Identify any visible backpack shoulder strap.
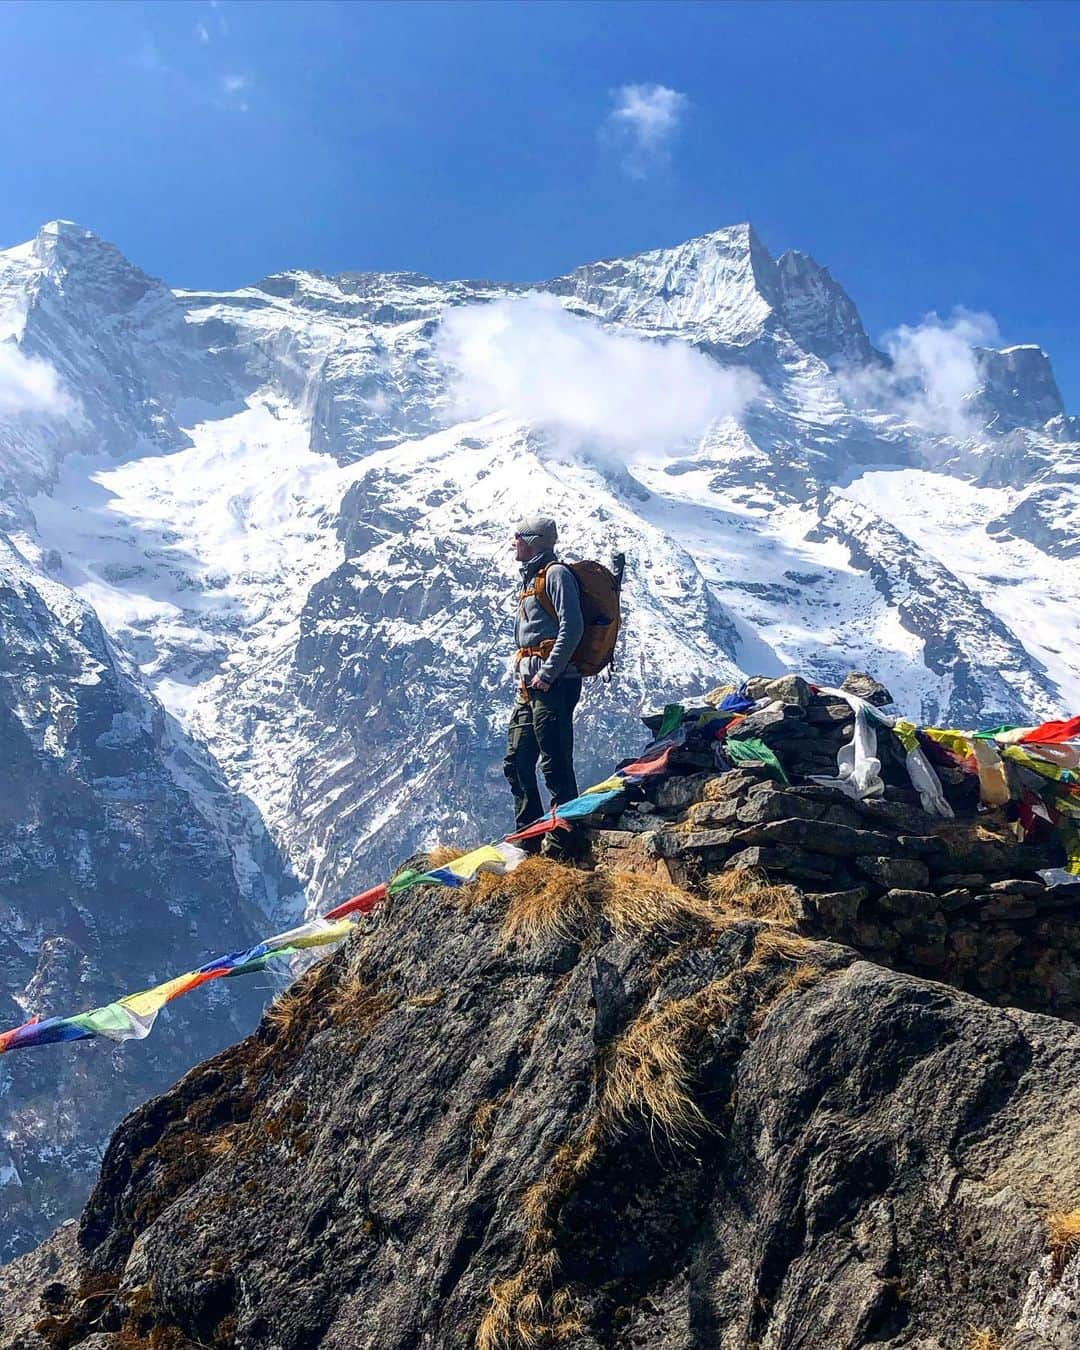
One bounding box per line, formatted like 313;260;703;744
533;564;558;623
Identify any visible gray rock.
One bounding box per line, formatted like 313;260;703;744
987;879;1047;897
878;888;940;917
849;796;937;835
732;817;897;858
652;772;721;810
938;888;977;912
806;697;855;724
744;673;813;707
840;671;895;706
725;845;839;884
856;855;932;890
977;895;1040;921
811;886;869;925
937;873;989;889
653;828;737;859
735;789;825;826
727;700;812;742
682;797;741;827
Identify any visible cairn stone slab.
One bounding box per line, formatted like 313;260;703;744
653;828;738;859
856;855;931;890
810;886;868;925
731;817;896;858
938;889;977;912
897;834;951;866
936;873;988;889
987;879;1046;897
806;697;854;724
652;773;720;810
976;895;1039;921
735;791;826;827
841;671;895;706
744;674;812;707
727;701;813;742
683;799;741;827
699;768;772;801
849;797;936;835
878;888;940;917
724;845;838;884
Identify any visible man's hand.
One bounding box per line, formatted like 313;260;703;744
530;674;551;693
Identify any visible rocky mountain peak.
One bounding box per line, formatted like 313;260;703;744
775;247;879;368
974;342;1065;430
541;221;782;343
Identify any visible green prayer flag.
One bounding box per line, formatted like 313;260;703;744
657;703;685;738
388;869;433;896
725;736;790;785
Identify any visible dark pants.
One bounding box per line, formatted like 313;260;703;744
504;678;582;832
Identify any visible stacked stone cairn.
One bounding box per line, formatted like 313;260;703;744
586;672;1080;1022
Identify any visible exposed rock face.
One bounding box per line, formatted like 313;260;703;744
3;684;1077;1348
775;248;881;368
975;345;1065;432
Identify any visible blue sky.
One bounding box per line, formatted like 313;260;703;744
1;0;1077;407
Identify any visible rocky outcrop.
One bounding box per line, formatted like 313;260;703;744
3;676;1077;1348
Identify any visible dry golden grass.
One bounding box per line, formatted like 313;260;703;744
475;1262;585;1350
325;971;397;1031
426;844;468;868
744;926;814;972
464;857;789;950
471;1092;509;1165
966;1330;1001;1350
705;869;804;925
493;858;591;946
600;978;738;1144
1048;1208;1080;1283
263;986;307;1034
405;987;445;1008
473;865;833;1348
594;869;722;936
206;1130;237;1160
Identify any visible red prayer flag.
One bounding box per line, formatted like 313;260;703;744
1019;716;1080;745
323;883;388;922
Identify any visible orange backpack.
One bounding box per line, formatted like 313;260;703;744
534;560;622;677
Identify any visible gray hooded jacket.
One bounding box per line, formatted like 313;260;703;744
514;550;584;685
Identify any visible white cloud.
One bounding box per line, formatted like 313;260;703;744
0;345;78;420
219;72;252;111
194;20;211;44
604;83;688;179
437;294;761;461
842;308;999;440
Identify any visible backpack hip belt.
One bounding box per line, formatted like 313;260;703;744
516;641;555;700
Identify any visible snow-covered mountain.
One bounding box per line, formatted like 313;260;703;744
0;218;1077;1253
2;220;1077;908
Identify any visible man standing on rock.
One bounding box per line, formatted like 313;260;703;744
504;515;584;853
